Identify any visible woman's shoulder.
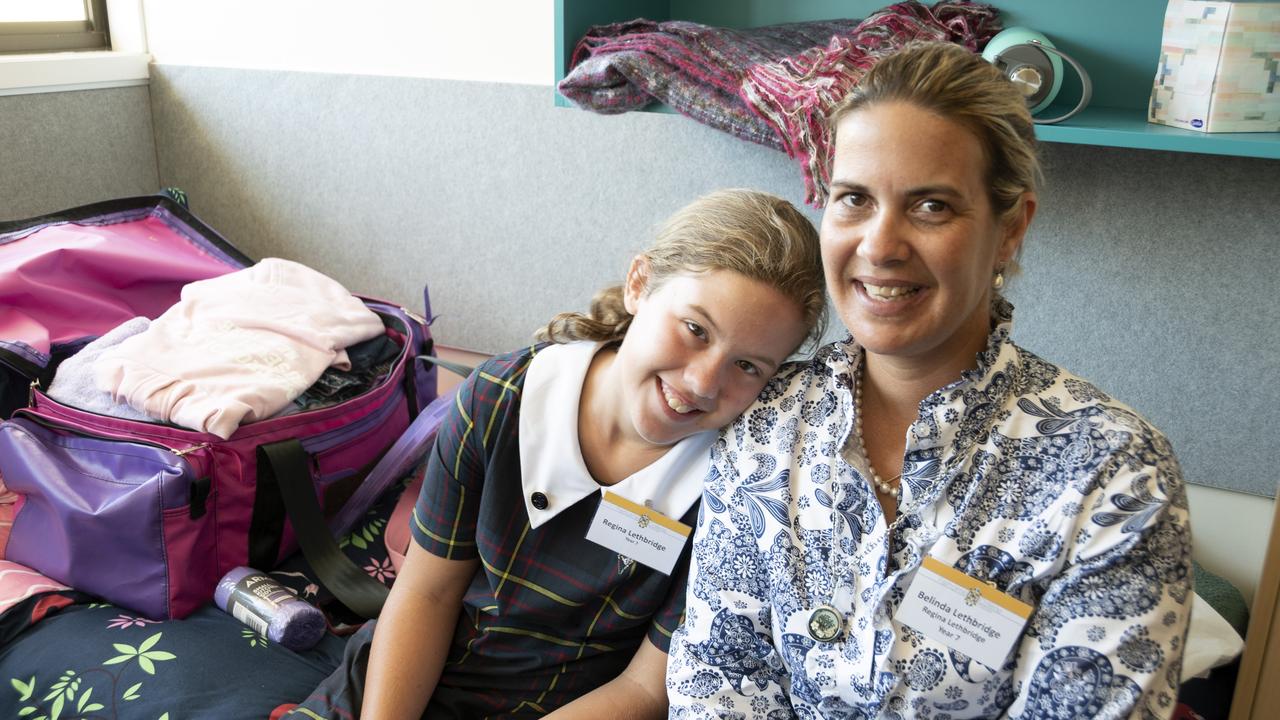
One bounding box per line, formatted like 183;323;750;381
1008;345;1168;437
1002;344;1182;489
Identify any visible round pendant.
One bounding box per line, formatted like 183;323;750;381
807;604;844;643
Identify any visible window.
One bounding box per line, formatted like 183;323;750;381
0;0;110;54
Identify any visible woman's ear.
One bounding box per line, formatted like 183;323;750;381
998;192;1037;266
623;255;651;314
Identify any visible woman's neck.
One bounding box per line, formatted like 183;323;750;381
861;312;995;419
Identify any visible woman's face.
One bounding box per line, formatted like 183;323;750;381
820;101;1030;364
615;265;807;448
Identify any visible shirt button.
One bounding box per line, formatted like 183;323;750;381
807;605;844;643
530;492;549;510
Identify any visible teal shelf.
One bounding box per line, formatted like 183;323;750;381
555;0;1280;162
1035;107;1280;159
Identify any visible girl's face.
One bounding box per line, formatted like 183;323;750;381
615;264;807;448
820;101;1032;365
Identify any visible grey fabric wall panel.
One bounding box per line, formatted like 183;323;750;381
148;65;1279;497
0;86;159;219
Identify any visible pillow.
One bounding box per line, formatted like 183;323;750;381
1182;592;1246;682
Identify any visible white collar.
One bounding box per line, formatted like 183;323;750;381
519;341;713;529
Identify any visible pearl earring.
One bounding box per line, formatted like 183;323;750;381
992;269;1005;291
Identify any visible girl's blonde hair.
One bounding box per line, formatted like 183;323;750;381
827;41;1041;269
538;188;826;350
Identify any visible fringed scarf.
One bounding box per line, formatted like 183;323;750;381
559;1;1002;206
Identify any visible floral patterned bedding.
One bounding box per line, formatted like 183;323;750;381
0;471;416;720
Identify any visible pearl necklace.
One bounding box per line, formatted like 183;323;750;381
854;362;901;496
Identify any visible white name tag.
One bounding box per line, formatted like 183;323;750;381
895;556;1034;670
585;491;691;575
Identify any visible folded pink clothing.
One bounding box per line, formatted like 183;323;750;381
94;258;385;439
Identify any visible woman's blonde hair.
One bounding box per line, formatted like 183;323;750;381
538;188;826;350
827;41;1041;258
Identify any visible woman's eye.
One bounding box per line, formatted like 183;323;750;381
736;360;760;376
684;321;707;340
838;192;869;209
918;199;949;214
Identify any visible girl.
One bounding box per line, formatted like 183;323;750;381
285;188;827;718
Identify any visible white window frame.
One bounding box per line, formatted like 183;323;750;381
0;0;149;97
0;0;110;54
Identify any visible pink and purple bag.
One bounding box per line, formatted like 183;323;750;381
0;194;442;619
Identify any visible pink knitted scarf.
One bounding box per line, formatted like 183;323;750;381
742;2;1002;205
560;1;1001;207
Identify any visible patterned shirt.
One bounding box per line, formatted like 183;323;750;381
667;300;1192;719
411;342;701;717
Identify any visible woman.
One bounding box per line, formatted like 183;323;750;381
281;189;827;719
666;43;1191;719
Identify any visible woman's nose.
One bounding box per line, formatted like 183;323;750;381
856;210;910;265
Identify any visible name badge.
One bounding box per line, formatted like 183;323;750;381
585;491;691;575
895;556;1033;670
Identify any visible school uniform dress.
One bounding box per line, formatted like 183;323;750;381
666;299;1193;719
289;341;711;718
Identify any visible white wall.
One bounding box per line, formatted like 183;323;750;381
142;0;554;85
1187;485;1272;605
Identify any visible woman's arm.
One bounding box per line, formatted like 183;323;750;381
360;542;478;719
543;638;669;720
1004;435;1193;720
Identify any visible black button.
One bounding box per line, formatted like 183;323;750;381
530;492;549;510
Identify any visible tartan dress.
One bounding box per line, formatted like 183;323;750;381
290;343;698;718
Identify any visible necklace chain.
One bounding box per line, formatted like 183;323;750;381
855;361;901;496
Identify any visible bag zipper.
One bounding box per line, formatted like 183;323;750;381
25;307;416;443
15;401;211;469
7;413;214;519
302;384;406;455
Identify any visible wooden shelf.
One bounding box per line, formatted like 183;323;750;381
554;0;1280;161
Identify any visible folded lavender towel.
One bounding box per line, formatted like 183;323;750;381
46;317;155;421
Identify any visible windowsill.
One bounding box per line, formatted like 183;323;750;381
0;50;150;97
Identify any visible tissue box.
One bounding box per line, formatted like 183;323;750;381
1149;0;1280;133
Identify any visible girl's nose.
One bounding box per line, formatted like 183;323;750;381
685;357;722;402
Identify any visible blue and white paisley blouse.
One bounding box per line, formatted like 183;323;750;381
666;300;1192;719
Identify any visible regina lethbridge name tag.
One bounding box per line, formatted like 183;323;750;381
895;556;1034;669
585;491;691;575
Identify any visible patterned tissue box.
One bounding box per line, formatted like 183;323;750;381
1149;0;1280;133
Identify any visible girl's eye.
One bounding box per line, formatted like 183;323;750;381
736;360;760;376
684;320;707;341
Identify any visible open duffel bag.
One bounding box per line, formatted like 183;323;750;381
0;194;445;620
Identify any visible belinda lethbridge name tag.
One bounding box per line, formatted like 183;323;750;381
585;491;692;575
895;556;1034;670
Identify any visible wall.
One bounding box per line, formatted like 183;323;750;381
141;0;552;85
141;1;1277;602
0;86;159;219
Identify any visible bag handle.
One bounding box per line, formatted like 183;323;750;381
259;358;472;619
260;440;389;619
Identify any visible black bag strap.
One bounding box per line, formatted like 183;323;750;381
252;356;475;619
258;440;389;619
